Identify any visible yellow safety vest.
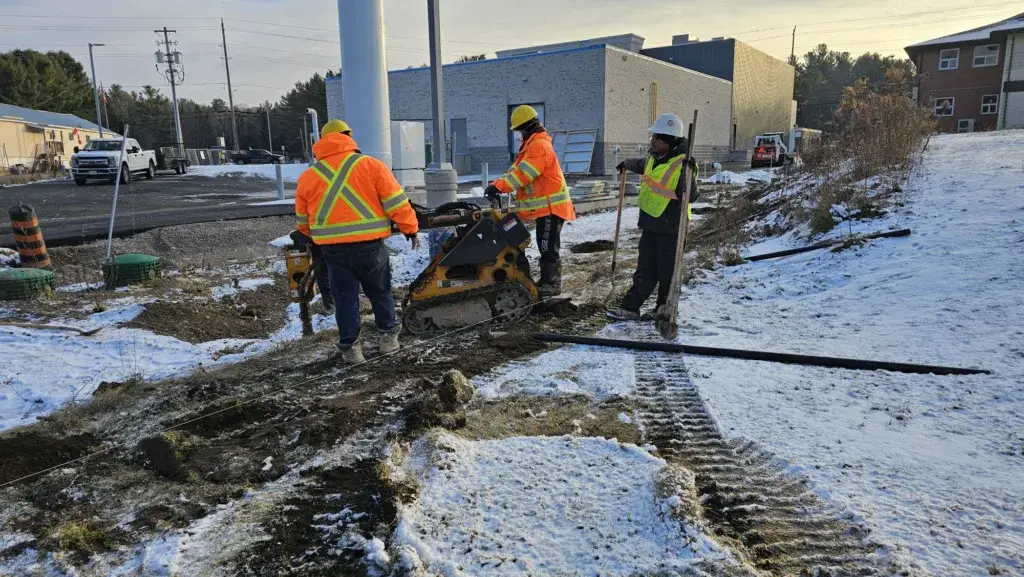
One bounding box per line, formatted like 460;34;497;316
638;154;693;220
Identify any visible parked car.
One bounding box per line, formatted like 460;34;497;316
230;148;283;164
71;138;157;185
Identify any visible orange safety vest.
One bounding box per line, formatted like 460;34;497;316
295;133;419;244
491;131;576;222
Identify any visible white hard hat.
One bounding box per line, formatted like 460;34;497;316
648;113;685;138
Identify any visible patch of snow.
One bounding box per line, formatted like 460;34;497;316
392;432;733;576
0;248;20;267
189;163;307;183
56;281;104;293
267;234;293;249
0;298;335;431
617;412;632;424
673;131;1024;576
386;233;430;287
210;277;274;300
248;198;295;206
701;168;776;185
474;346;635;399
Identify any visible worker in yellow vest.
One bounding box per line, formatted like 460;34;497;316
608;113;698;321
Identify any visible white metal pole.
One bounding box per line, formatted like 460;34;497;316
307;108;319;144
337;0;392;166
88;43;105;138
106;125;130;261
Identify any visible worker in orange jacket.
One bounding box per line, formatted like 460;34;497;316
295;119;419;364
484;105;576;297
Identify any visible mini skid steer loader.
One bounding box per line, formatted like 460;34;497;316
282;200;570;337
402;201;540;335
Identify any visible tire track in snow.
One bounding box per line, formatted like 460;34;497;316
633;351;898;576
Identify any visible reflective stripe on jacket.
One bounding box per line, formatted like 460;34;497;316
295;133;418;244
639;153;693;221
491;131;576;222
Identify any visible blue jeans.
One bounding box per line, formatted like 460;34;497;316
319;240;398;349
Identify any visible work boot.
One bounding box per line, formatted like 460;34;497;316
378;328;401;354
537;262;562;298
606;307;640;321
338;343;365;365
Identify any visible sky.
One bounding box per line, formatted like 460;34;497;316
0;0;1021;107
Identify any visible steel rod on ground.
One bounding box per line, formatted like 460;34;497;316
105;125;130;260
744;229;911;262
532;333;991;376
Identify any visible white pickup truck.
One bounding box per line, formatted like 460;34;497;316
71;138;157;185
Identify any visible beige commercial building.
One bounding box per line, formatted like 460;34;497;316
0;103;111;173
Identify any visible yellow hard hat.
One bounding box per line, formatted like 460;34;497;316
321;119;352;137
510;105;538;130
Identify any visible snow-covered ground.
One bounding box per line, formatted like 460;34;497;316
0;204;628;433
390;431;734;576
663;131;1024;576
0;299;335;432
189;163;307;183
473;346;635;399
701;168;776;185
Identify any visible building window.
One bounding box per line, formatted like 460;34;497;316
958;119;975;133
981;94;999;115
934;97;955;117
938;48;960;70
973;44;999;67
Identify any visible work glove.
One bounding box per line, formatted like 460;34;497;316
406;233;420;250
685;157;698;171
484;184;502;208
616;161;627;173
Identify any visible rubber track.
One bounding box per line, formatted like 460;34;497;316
633;351;897;577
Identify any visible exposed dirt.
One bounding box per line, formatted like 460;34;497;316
0;295;610;572
46;216;292;284
236;461;400;576
569;239;615;254
0;431;98;486
123;277;291;343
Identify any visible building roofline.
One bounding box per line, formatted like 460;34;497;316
326;44;607;82
904;12;1024;53
325;42;733;85
0;103;111;134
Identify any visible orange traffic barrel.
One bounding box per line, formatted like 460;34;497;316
8;204;52;269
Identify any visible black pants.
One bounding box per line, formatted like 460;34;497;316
621;229;678;312
536;215;564;287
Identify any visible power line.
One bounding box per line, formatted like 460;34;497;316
223;16;511;47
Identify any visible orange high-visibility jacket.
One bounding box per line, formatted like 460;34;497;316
491;131;576;222
295;133;418;244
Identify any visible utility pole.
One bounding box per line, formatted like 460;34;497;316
100;84;110;130
155;27;185;153
88;43;105;137
426;0;446;167
220;19;240;152
266;107;273;151
790;26;797;65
